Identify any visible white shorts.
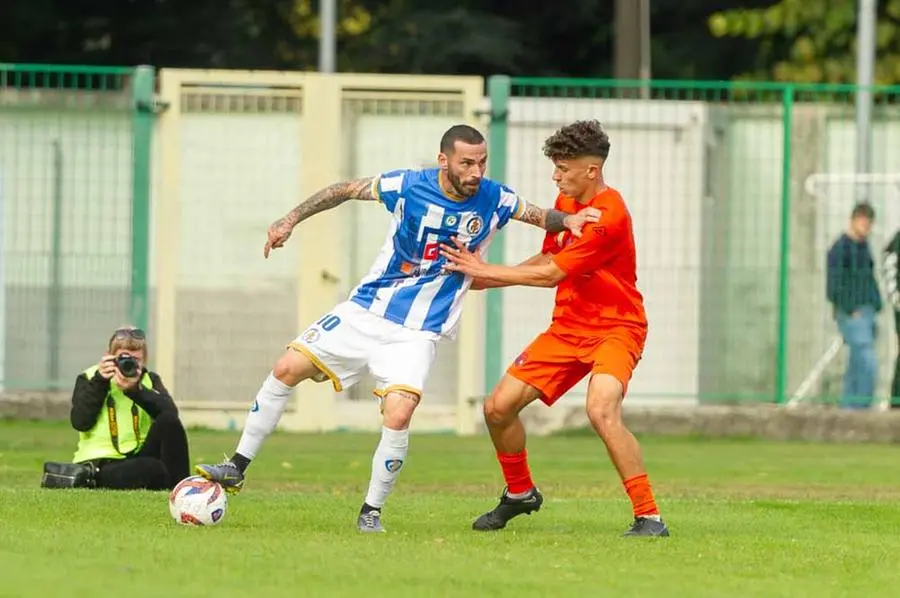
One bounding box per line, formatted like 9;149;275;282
289;301;439;398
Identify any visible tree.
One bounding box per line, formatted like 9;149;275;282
708;0;900;83
342;0;614;77
649;0;774;81
0;0;376;71
0;0;811;81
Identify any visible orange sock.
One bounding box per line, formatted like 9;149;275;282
497;450;534;494
623;473;659;517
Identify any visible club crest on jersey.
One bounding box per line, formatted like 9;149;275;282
442;214;459;227
385;459;404;473
464;214;484;235
514;351;528;367
301;328;320;344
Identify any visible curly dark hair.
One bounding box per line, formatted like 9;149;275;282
542;120;610;161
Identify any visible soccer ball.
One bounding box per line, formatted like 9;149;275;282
168;475;228;526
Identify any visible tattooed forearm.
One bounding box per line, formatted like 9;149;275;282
514;200;570;233
516;201;547;228
276;177;377;230
544;209;567;233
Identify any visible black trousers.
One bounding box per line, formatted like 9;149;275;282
92;411;190;491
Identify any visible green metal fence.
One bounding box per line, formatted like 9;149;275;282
0;64;154;390
6;65;900;407
485;77;900;406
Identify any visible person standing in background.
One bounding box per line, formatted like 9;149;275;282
826;203;882;409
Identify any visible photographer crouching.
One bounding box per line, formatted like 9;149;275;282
41;326;190;490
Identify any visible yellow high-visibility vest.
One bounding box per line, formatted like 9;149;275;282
72;365;153;463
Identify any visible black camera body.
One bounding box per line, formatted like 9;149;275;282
115;353;140;378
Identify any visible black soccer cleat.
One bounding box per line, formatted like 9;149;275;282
623;516;670;537
472;487;543;531
41;461;98;489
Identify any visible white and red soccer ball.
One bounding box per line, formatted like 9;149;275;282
168;475;228;526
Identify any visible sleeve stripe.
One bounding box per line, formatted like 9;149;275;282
512;197;526;219
381;173;404;193
499;189;525;219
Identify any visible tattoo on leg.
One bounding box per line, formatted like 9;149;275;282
378;389;421;415
394;390;421;406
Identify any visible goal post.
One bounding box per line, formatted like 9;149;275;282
803;172;900;198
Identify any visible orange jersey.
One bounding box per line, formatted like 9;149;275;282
541;188;647;333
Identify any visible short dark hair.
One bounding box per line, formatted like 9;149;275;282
542;120;611;161
440;124;485;154
852;202;875;220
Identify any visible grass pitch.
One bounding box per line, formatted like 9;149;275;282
0;419;897;597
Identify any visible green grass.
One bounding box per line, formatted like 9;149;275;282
1;419;898;597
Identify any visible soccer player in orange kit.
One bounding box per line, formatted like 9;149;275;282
440;120;668;537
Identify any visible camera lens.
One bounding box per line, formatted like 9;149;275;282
115;354;139;378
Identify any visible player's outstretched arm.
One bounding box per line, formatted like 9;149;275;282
442;239;566;288
512;200;601;237
449;209;622;288
264;177;377;258
470;252;552;290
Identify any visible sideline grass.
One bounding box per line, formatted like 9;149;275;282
0;419;897;597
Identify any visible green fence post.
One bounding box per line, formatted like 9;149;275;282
130;65;154;332
485;75;511;395
49;140;63;389
775;84;794;404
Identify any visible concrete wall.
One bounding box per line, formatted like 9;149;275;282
4;79;900;426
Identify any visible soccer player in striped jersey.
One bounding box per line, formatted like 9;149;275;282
195;124;600;533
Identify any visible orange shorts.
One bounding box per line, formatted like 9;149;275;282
507;324;646;406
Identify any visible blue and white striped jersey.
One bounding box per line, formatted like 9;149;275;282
348;168;524;338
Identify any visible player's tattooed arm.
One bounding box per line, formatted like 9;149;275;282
264;177;377;258
279;177;376;228
512;200;601;237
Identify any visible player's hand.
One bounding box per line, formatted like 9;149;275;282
563;207;602;238
264;217;295;258
98;355;117;380
440;237;485;277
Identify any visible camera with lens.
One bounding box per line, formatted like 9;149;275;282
114;353;140;378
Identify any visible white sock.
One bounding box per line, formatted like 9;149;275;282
236;372;295;460
363;426;409;509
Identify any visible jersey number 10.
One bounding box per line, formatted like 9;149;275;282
316;314;341;331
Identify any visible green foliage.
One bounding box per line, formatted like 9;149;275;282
0;0;784;80
709;0;900;83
